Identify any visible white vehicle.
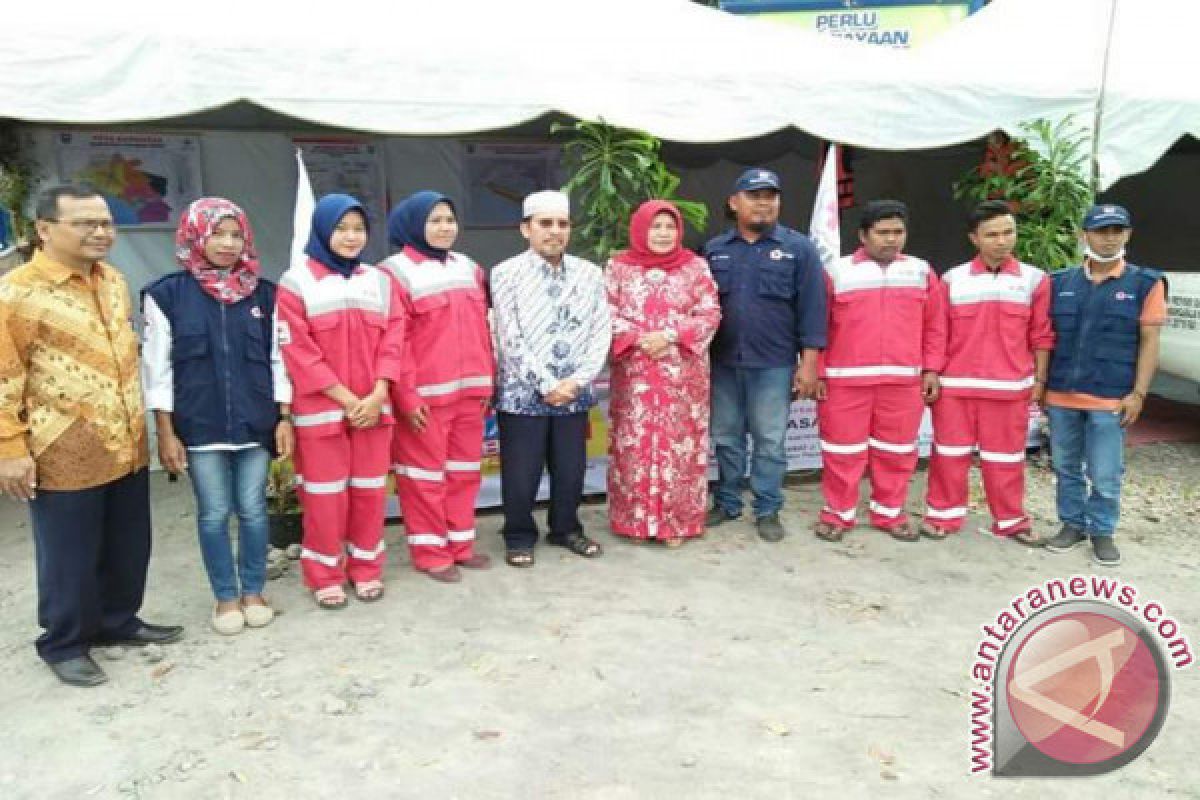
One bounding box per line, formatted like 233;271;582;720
1160;273;1200;385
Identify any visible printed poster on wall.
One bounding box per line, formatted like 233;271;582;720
463;142;561;228
295;137;388;264
54;131;204;226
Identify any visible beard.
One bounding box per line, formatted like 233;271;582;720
741;219;771;233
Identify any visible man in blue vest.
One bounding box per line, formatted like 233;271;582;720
1042;204;1167;567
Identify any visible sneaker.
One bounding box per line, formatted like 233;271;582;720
1043;524;1088;553
756;513;786;542
705;507;739;528
1091;536;1122;567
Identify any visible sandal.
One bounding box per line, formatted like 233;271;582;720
920;521;953;540
313;585;348;610
504;550;535;568
664;537;684;549
352;580;385;603
813;521;847;542
546;530;602;558
457;553;492;570
422;565;462;583
882;521;920;543
1009;529;1044;548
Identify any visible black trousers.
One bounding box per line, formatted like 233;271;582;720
29;469;151;663
497;411;588;550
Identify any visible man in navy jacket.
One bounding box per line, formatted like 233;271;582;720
703;168;827;541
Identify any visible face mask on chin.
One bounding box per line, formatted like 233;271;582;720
1084;244;1125;264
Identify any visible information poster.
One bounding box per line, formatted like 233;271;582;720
295;137;388;264
55;131;204;226
463;142;561;227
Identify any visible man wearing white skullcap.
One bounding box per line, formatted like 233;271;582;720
490;190;611;567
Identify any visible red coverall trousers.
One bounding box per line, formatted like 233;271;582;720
296;424;393;590
925;395;1030;535
818;383;924;531
392;397;485;571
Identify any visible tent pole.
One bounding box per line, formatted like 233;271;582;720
1090;0;1119;193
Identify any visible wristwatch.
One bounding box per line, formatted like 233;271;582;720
279;412;293;422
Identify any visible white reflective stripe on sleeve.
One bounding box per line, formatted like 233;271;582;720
925;506;968;520
301;548;340;567
820;439;869;454
934;443;974;457
446;529;476;542
302;478;348;494
417;375;493;398
823;506;857;522
347;541;387;560
407;533;448;547
393;464;445;481
825;365;921;378
939;376;1035;391
293;409;346;427
869;501;903;518
868;437;917;454
445;460;481;472
979;449;1025;463
349;476;388;489
995;516;1028;530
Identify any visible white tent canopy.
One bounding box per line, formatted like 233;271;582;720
1;0;1197;187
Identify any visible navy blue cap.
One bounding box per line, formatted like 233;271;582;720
733;168;781;194
1083;204;1132;230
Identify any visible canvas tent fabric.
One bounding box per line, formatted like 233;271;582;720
1;0;1196;188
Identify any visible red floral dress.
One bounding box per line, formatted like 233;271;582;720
606;255;721;540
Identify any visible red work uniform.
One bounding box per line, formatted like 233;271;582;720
818;248;946;531
381;245;495;572
925;256;1054;536
276;258;406;590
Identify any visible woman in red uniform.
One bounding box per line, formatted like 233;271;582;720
276;194;406;608
382;191;494;583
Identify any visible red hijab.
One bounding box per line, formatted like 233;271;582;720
175;197;260;304
614;200;694;271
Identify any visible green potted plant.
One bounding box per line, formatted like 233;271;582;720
266;457;303;549
953;117;1093;272
552;119;708;263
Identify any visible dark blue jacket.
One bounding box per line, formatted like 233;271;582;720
143;274;279;450
1047;263;1164;398
703;223;827;368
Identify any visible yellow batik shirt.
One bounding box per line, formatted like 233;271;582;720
0;251;148;489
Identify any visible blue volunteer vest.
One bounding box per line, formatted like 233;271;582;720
1047;263;1163;398
143;273;279;449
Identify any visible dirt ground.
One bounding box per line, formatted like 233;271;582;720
1;443;1197;799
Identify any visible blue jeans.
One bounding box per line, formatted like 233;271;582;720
187;447;271;601
1047;406;1126;537
710;364;793;518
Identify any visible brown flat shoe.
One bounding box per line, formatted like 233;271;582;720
881;521;920;543
919;521;953;540
422;565;462;583
457;553;492;570
813;521;847;542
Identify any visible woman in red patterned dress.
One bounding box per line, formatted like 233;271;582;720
605;201;721;547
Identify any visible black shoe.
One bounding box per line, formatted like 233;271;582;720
94;623;184;647
756;513;786;542
1043;524;1088;554
1091;536;1122;567
705;507;739;528
49;655;108;687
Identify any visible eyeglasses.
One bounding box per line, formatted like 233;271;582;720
48;219;116;233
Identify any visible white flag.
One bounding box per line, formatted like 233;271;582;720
809;143;841;267
290;149;315;270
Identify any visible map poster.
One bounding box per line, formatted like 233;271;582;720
463;142;561;228
294;137;389;264
54;131;204;226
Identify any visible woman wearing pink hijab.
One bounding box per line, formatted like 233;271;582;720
605;201;721;547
